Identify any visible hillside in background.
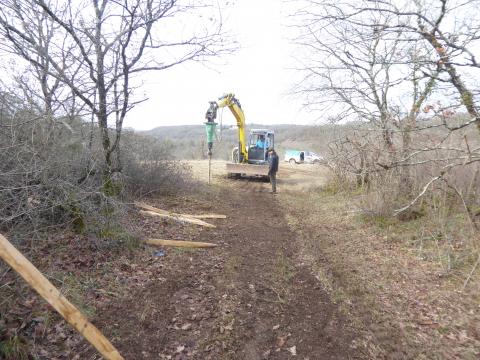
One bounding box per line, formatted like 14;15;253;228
143;123;337;160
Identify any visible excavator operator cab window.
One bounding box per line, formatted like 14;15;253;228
266;133;274;150
248;133;268;163
250;134;266;149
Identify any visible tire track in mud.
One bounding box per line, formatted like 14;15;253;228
91;178;363;359
203;184;363;359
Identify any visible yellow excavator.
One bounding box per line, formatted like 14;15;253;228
205;93;274;177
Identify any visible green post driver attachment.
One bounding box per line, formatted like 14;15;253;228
205;101;218;156
204;121;217;156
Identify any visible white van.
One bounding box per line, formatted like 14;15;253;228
284;150;323;164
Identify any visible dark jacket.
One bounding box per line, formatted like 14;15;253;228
268;152;279;174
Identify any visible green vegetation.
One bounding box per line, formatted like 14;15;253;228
0;335;29;360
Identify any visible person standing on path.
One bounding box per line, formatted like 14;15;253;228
267;148;279;193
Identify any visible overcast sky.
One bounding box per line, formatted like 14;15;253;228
124;0;316;131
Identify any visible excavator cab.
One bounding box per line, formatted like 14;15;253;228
247;130;274;165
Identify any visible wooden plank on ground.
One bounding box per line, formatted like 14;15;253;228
139;210;216;228
186;214;227;219
135;202;168;214
0;234;124;360
134;202;226;220
145;239;218;248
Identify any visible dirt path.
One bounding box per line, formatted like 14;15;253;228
5;161;478;358
89;172;363;359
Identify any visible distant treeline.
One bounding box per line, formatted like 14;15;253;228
142;123;340;160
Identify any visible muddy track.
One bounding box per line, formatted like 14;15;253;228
92;178;362;359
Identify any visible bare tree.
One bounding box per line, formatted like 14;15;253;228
292;0;480;211
354;0;480;132
0;0;234;193
312;0;480;132
353;0;480;211
292;1;440;190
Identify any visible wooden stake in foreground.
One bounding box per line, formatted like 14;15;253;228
208;153;212;185
145;238;218;248
0;234;124;360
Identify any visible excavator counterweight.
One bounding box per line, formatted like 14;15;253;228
225;162;269;177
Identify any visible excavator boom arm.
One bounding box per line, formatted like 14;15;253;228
206;93;248;162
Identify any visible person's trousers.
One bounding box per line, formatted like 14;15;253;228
269;172;277;193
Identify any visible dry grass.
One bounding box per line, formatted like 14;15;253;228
151;159;480;358
278;177;480;359
185;160;227;185
186;159;330;191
